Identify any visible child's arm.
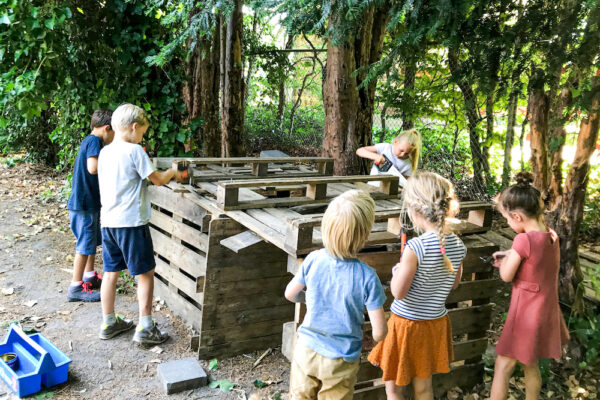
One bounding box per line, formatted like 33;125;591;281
367;307;388;342
494;249;522;282
451;262;464;290
356;145;385;165
390;247;418;299
284;280;306;303
148;168;182;186
87;156;98;175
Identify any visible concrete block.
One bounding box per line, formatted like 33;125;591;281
282;321;296;362
157;357;208;394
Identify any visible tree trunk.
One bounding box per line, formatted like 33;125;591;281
182;12;221;156
527;78;551;193
219;14;227;134
379;104;387;143
482;92;495;183
276;35;294;127
448;48;486;188
547;86;573;209
322;4;389;175
221;0;245;157
401;60;416;131
547;78;600;315
502;89;518;187
243;14;259;109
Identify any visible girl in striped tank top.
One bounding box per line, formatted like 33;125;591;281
368;172;467;400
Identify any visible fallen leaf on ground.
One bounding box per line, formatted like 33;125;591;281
2;287;14;295
150;346;163;354
24;300;37;308
150;359;161;363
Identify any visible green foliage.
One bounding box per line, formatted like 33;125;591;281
0;0;191;169
569;313;600;368
208;358;218;370
209;379;235;392
245;105;323;156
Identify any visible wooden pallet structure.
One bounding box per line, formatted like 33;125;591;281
146;156;497;397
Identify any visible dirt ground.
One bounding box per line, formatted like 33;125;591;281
0;157;598;400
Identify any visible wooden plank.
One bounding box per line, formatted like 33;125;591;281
202;292;292;313
446;279;499;303
219;230;264;253
150;227;206;278
200;303;294;330
448;304;494;336
155;257;204;300
155;156;334;167
148;186;209;228
480;231;513;251
150;208;208;252
218;174;399;189
221;210;287;250
453;338;488;362
200;318;289;346
154;277;202;332
246;208;288;235
198;333;284;359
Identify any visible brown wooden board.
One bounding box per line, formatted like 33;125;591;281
150;227;206;278
148;186;209;229
149;208;208;252
154;277;202;333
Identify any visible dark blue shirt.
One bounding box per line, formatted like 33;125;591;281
67;135;103;211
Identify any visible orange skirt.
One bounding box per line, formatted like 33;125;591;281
367;313;453;386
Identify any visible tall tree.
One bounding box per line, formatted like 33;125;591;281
221;0;245;157
321;1;389;175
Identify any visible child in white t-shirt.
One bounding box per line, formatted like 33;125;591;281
97;103;181;346
356;129;421;187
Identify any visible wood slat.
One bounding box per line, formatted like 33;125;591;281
154;278;202;332
150;208;208;252
150;227;206;278
217;174;399;189
449;304;494;336
155;257;204;299
446;279;499;303
148;186;209;228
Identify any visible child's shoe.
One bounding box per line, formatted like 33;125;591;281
132;321;169;346
99;315;134;339
66;282;100;302
83;271;102;290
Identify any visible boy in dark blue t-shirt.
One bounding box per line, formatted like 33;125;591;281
66;110;114;302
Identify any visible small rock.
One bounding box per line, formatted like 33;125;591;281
157;358;208;394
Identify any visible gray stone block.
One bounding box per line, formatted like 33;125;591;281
157;358;208;394
260;150;290;158
281;321;296;362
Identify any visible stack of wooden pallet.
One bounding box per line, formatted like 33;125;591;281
147;157;498;397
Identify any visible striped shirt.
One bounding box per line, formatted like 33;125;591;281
391;231;467;320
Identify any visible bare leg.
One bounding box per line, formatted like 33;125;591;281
84;254;95;273
137;269;154;317
71;253;88;282
412;377;433;400
384;380;406;400
101;271;119;315
490;355;518;400
523;362;541;400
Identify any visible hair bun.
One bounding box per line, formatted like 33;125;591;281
514;171;533;187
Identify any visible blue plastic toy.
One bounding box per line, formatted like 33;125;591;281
0;324;72;397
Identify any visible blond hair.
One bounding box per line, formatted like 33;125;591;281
321;190;375;260
111;103;149;140
395;129;422;172
402;171;459;272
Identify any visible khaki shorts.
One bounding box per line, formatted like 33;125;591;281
290;343;360;400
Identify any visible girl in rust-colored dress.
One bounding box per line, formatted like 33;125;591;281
491;172;569;400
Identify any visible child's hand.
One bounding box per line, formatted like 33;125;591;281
375;154;386;165
173;169;183;183
492;251;507;268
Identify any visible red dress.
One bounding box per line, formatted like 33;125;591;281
495;230;570;366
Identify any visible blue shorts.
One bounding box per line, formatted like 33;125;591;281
69;210;101;255
101;225;156;276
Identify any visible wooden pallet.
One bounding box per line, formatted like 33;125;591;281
282;234;498;399
153;156;334;181
215;175;399;210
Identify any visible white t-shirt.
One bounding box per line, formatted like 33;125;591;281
98;141;155;227
369;142;413;177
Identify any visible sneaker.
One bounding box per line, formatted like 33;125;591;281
99;315;134;340
66;282;100;302
132;321;169;346
83;271;102;290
